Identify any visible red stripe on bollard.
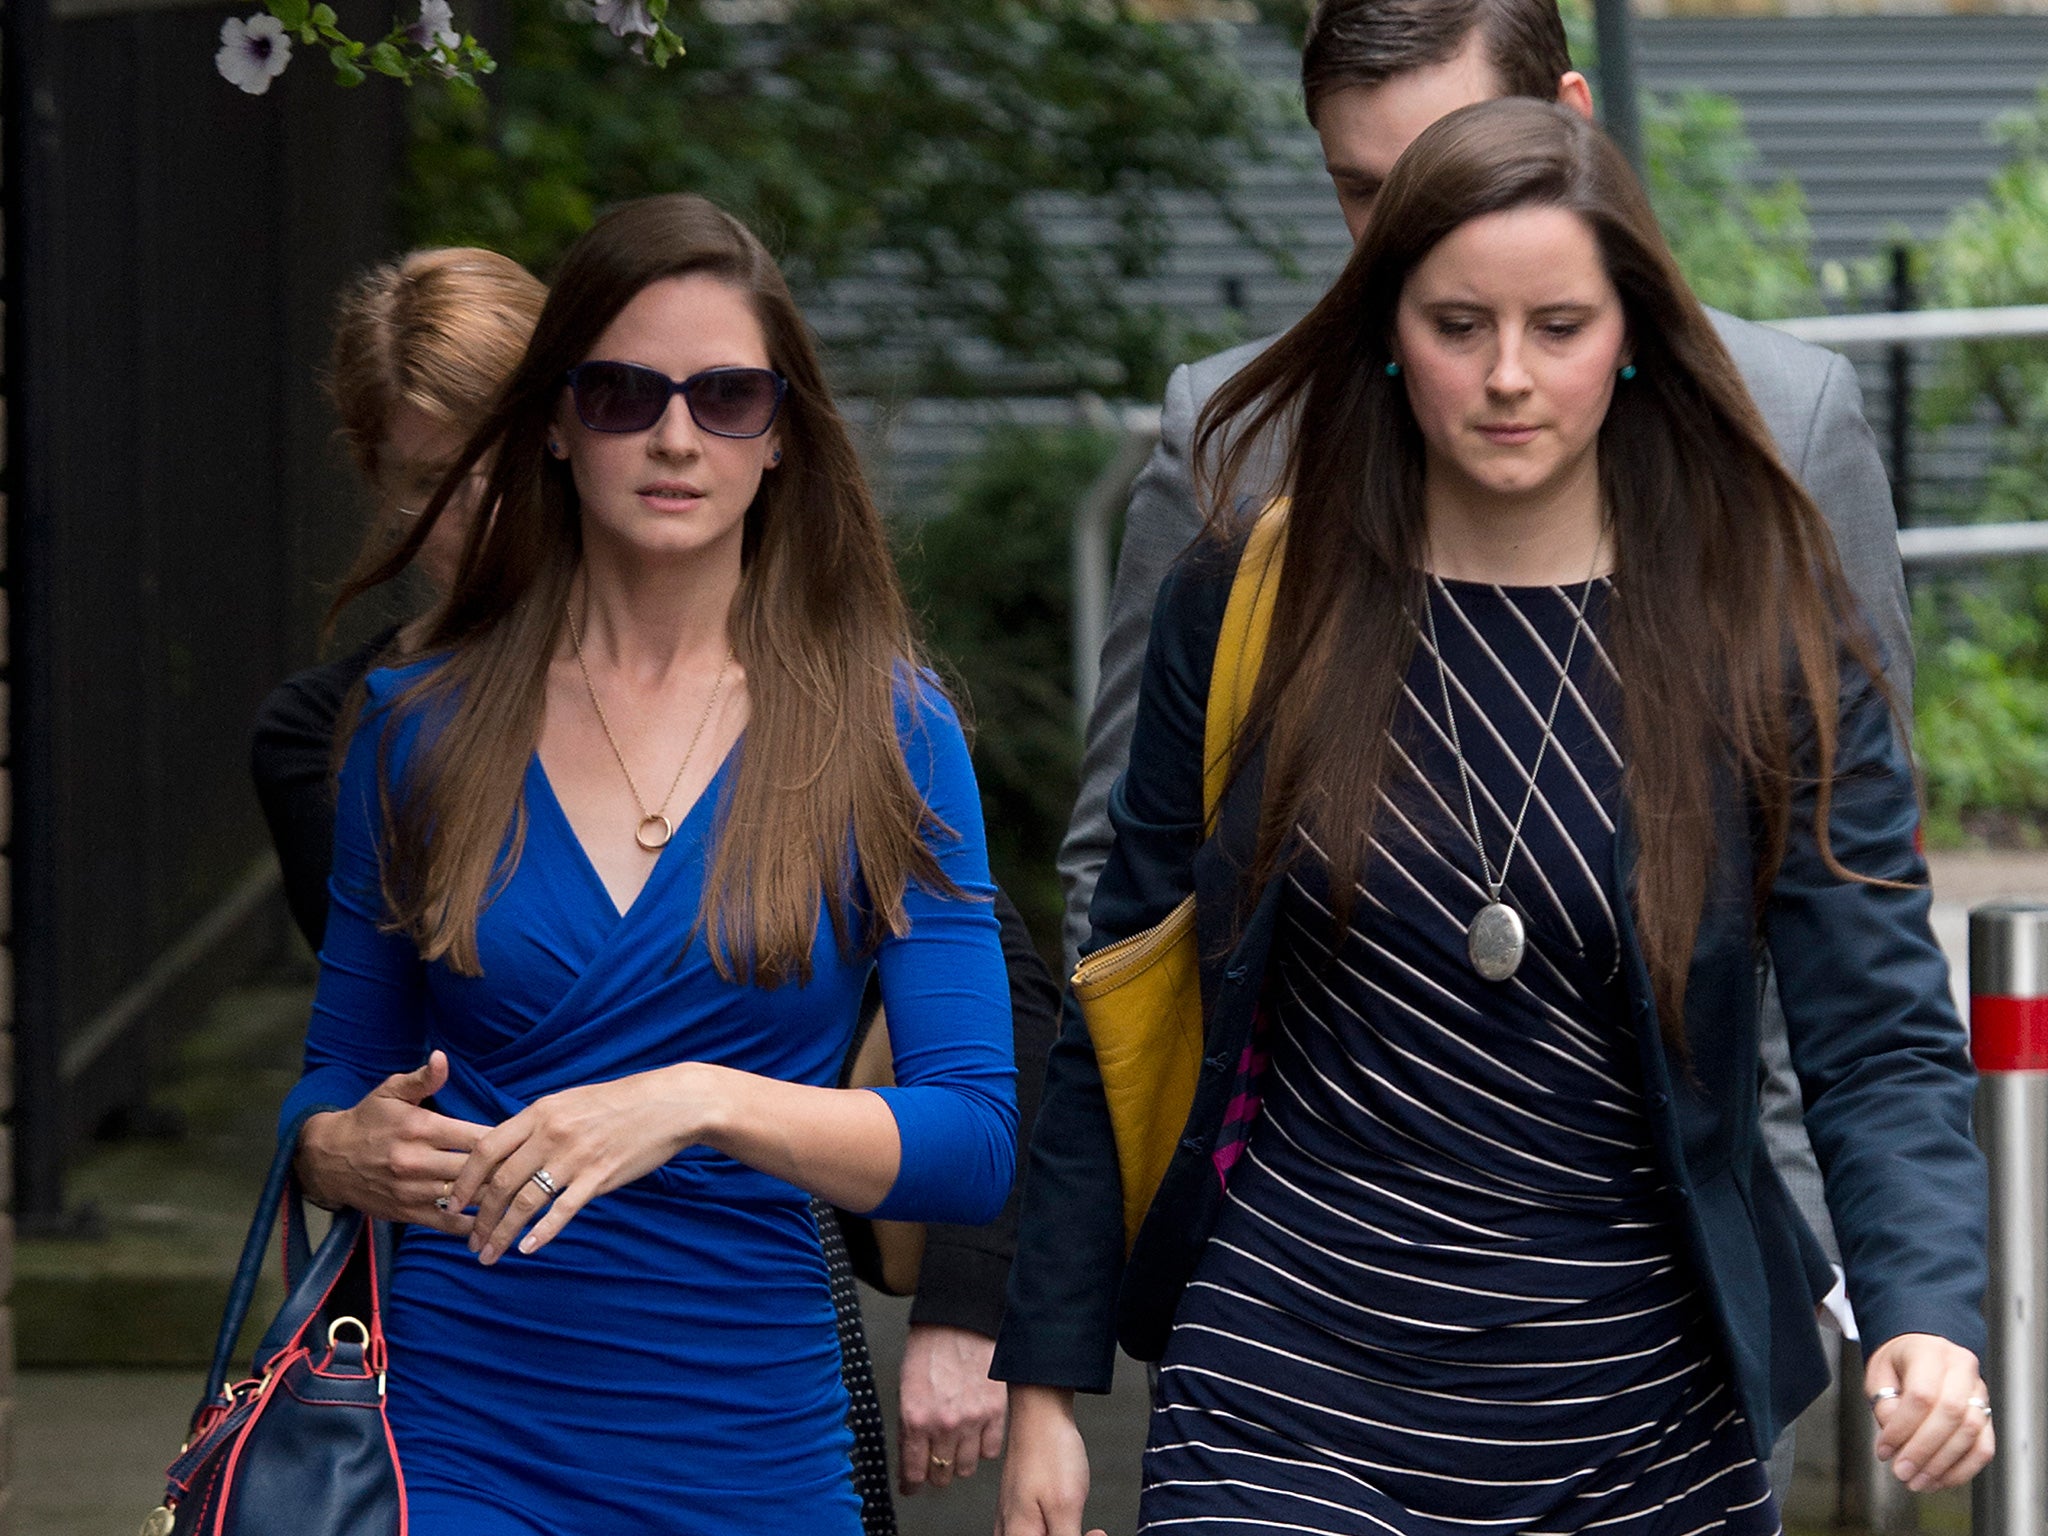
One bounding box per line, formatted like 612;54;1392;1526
1972;994;2048;1072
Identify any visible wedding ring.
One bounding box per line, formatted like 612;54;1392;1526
1869;1387;1901;1403
434;1181;454;1213
1969;1396;1994;1418
530;1168;560;1199
928;1455;952;1470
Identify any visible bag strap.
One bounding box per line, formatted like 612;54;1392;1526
199;1110;317;1404
251;1203;368;1367
1201;499;1289;835
199;1105;387;1404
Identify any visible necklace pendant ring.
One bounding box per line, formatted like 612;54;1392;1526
1468;901;1526;982
635;813;674;851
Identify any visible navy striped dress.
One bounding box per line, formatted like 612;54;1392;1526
1141;576;1780;1535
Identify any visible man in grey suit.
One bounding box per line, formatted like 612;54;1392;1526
1046;0;1908;1510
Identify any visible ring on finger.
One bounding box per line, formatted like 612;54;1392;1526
434;1180;455;1213
1869;1386;1901;1403
928;1454;951;1470
530;1168;560;1199
1968;1396;1994;1419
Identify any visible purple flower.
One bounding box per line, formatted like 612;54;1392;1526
407;0;459;51
215;12;293;95
592;0;657;40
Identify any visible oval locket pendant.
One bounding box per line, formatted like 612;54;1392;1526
1467;901;1525;982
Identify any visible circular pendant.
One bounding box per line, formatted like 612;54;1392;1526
142;1509;177;1536
1468;901;1525;983
635;813;674;851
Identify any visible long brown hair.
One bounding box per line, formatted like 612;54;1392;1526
333;194;954;985
1196;98;1889;1046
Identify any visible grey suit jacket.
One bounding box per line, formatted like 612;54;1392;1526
1058;309;1913;1262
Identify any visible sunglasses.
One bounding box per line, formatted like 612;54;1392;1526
564;361;789;439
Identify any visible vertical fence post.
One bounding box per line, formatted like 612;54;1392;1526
1889;245;1916;528
1842;1333;1920;1530
1971;903;2048;1536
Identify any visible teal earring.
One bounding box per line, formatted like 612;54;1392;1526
1385;361;1401;378
1619;364;1638;381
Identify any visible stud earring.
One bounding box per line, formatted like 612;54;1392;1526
546;437;565;458
1619;364;1638;381
770;448;783;465
1384;361;1401;378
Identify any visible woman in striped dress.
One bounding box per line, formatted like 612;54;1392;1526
994;99;1991;1536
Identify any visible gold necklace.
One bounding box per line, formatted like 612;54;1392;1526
565;597;734;852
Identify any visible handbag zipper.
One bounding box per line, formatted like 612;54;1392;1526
1072;894;1197;994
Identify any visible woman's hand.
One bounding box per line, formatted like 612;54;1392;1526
295;1051;486;1235
995;1385;1104;1536
449;1061;720;1264
1865;1332;1996;1492
898;1325;1006;1495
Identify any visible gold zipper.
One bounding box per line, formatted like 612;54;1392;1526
1072;895;1197;994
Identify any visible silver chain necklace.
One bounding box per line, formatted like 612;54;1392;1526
1420;551;1604;983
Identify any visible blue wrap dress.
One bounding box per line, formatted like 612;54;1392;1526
280;663;1018;1535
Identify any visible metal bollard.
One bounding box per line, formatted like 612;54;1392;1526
1972;902;2048;1536
1842;1334;1919;1530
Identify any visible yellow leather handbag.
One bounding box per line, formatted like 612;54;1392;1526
1070;502;1287;1251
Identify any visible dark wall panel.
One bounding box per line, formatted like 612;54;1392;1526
19;7;403;1206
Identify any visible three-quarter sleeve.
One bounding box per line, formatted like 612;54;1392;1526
276;672;433;1143
861;677;1019;1226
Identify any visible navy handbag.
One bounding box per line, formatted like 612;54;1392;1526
143;1116;405;1536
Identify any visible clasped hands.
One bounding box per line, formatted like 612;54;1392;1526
1864;1332;1996;1493
295;1049;723;1263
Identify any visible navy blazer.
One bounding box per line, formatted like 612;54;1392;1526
992;533;1987;1458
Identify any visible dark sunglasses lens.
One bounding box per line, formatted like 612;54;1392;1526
575;364;669;433
688;370;780;437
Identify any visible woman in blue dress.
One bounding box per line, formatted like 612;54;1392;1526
995;101;1990;1535
278;193;1017;1533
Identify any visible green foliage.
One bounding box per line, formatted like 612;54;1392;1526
1910;84;2048;845
896;427;1118;948
259;0;499;90
1914;573;2048;847
1923;87;2048;522
404;1;1277;401
1642;91;1816;320
1559;0;1816;319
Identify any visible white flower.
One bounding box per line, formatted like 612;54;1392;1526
407;0;459;50
215;12;293;95
591;0;657;40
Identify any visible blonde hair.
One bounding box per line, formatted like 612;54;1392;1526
326;247;547;483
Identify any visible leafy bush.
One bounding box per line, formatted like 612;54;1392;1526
1643;90;1816;321
896;426;1117;950
1556;0;1817;319
1915;573;2048;847
404;0;1276;401
1912;84;2048;845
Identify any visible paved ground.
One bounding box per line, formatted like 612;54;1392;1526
17;1299;1154;1536
18;851;2037;1534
